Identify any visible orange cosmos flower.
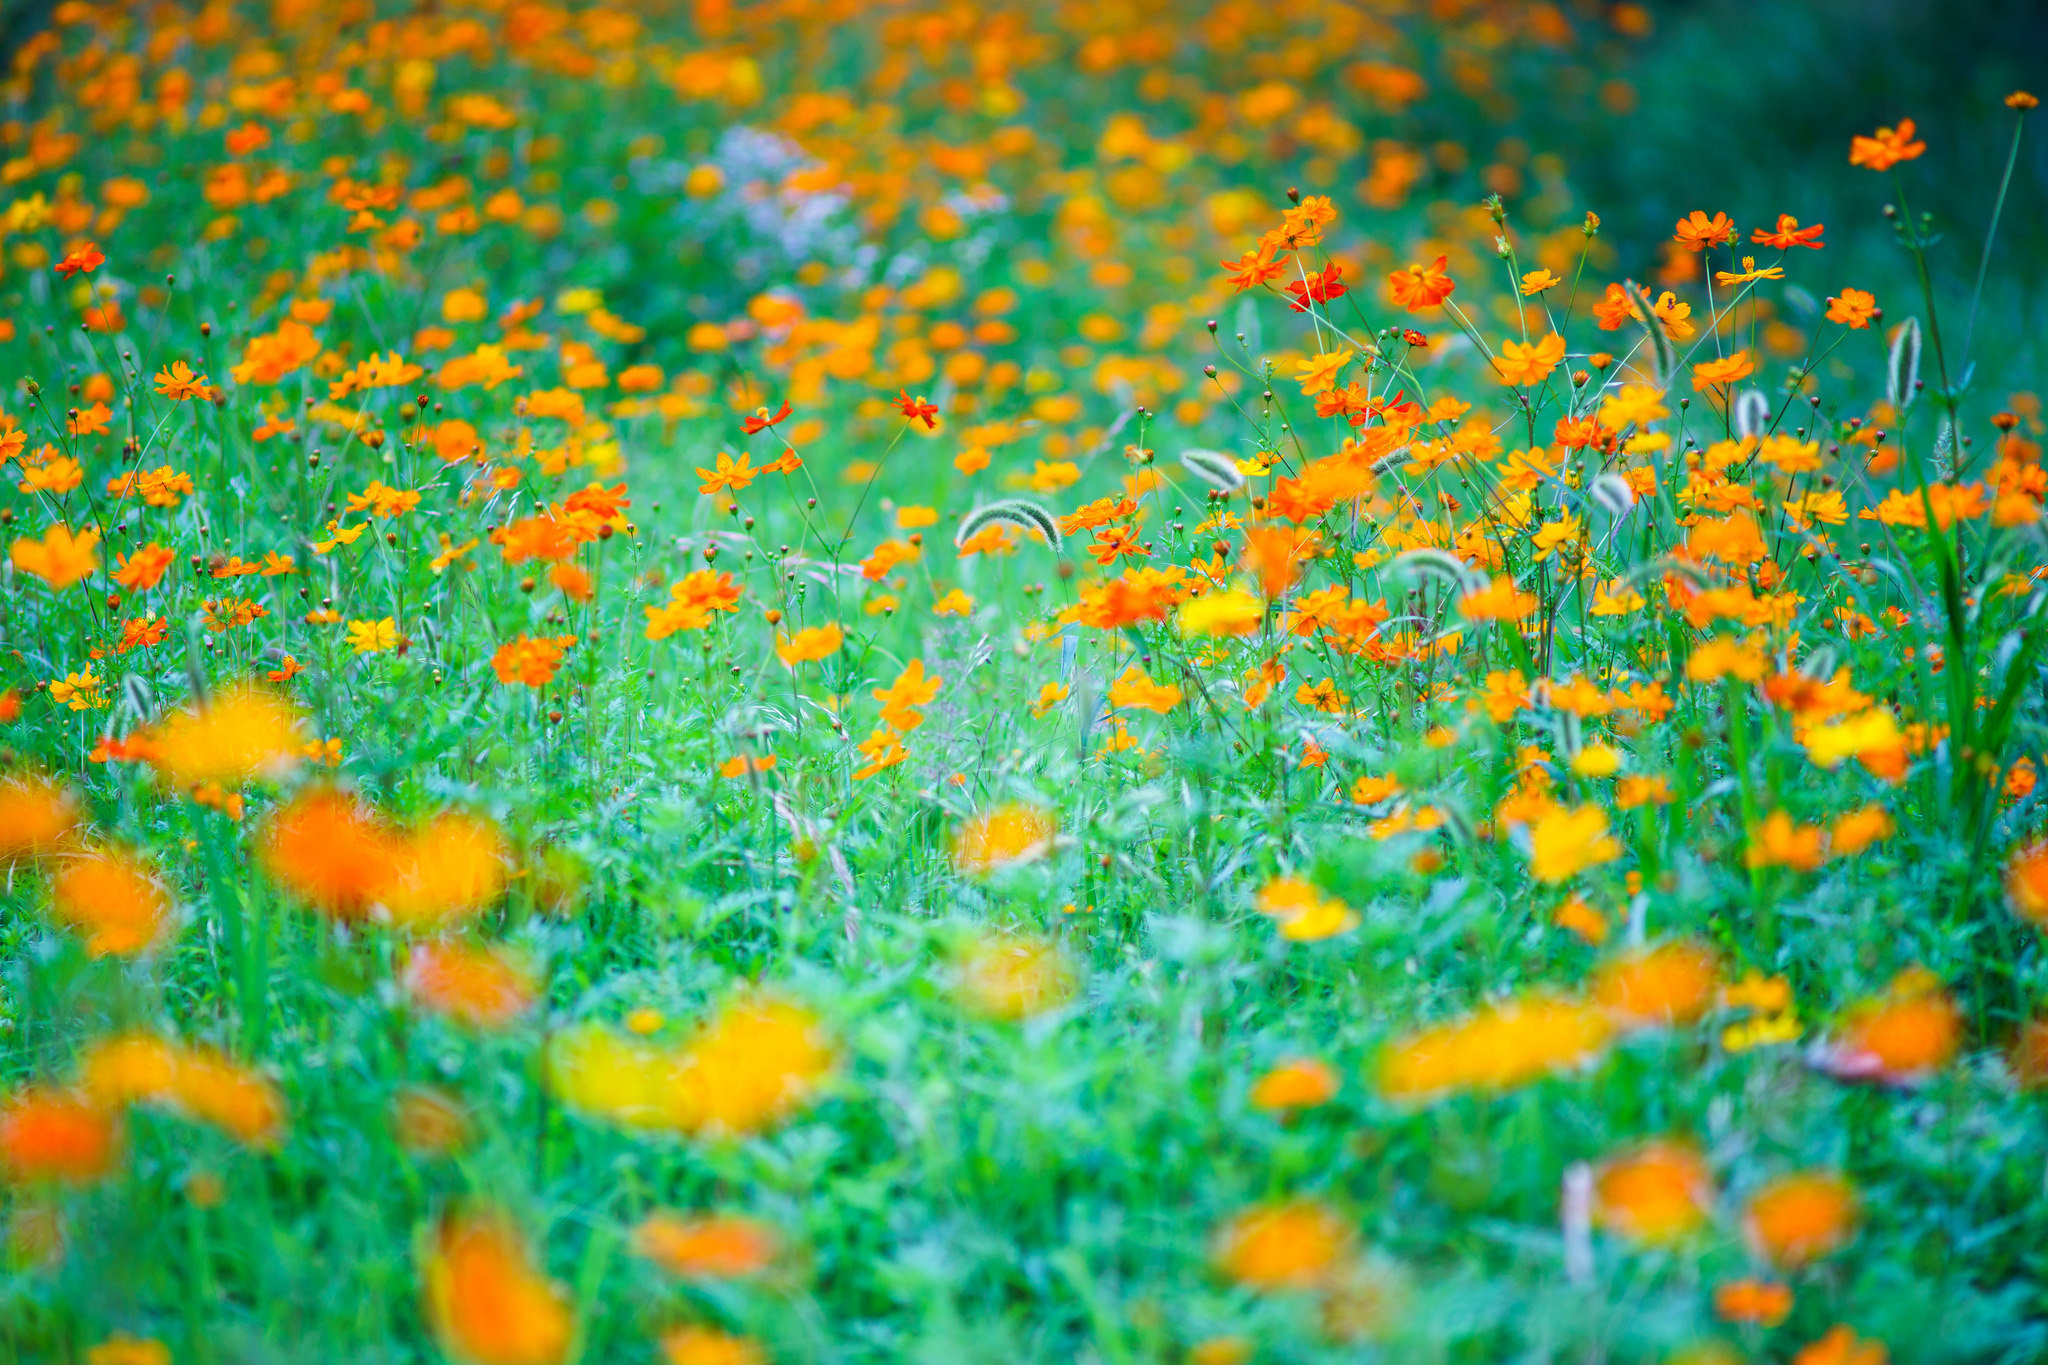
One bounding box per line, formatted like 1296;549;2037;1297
1848;118;1926;171
952;803;1057;875
168;1049;287;1148
658;1325;767;1365
48;849;172;957
1457;575;1538;622
1376;993;1612;1100
1591;1140;1713;1244
1752;214;1825;250
379;813;510;929
1591;941;1721;1029
54;242;105;277
773;622;843;666
1673;210;1738;251
113;543;176;591
1743;1172;1859;1267
2005;843;2048;927
633;1212;779;1278
9;524;99;590
1691;350;1754;391
694;450;756;495
1794;1325;1889;1365
1713;1279;1793;1327
145;685;303;787
1826;288;1878;328
0;1089;121;1184
1816;967;1960;1084
1211;1200;1354;1291
1249;1058;1339;1113
403;943;539;1029
491;634;576;686
258;789;398;918
421;1210;574;1365
1239;523;1319;598
1387;255;1454;312
1493;333;1566;387
0;776;83;865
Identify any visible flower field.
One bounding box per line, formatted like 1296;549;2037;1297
2;2;2046;1362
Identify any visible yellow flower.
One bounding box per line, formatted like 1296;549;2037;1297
1526;804;1620;883
1292;348;1355;396
954;933;1074;1019
346;617;399;654
9;524;99;590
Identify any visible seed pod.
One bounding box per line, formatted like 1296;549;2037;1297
1887;317;1922;410
1589;473;1637;519
953;498;1062;552
1178;448;1245;493
1393;548;1486;596
1732;389;1770;441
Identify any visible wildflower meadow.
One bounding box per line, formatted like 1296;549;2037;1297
1;2;2047;1362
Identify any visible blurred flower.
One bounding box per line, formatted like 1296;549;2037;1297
954;933;1074;1019
1714;1279;1793;1327
1376;993;1611;1100
145;686;303;787
1813;967;1959;1084
0;777;82;865
1592;941;1720;1029
952;804;1056;875
658;1325;767;1365
48;849;172;957
1249;1058;1338;1114
1591;1140;1713;1244
1743;1172;1859;1267
1211;1200;1353;1291
421;1210;573;1365
0;1089;121;1185
633;1212;779;1278
403;943;539;1029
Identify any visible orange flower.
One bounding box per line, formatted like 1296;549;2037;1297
145;685;303;787
1249;1058;1339;1113
0;776;82;865
1458;575;1538;622
1794;1325;1889;1365
2010;841;2048;927
1376;993;1611;1100
1387;255;1453;312
1816;967;1960;1084
113;543;176;591
1690;350;1754;391
1848;118;1926;171
1493;333;1566;387
773;623;843;666
403;943;539;1029
634;1212;779;1278
54;241;105;277
492;634;577;687
1526;804;1621;883
1826;288;1878;328
658;1325;767;1365
1743;1172;1859;1267
1673;210;1738;251
1592;1140;1713;1244
1713;1279;1793;1327
1211;1201;1353;1290
1592;941;1720;1029
0;1088;121;1184
421;1210;574;1365
48;849;172;957
9;524;100;590
694;450;756;495
1752;214;1824;250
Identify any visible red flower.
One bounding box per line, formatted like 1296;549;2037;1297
1283;263;1347;313
54;242;105;279
740;400;792;435
896;390;940;428
1752;214;1825;251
